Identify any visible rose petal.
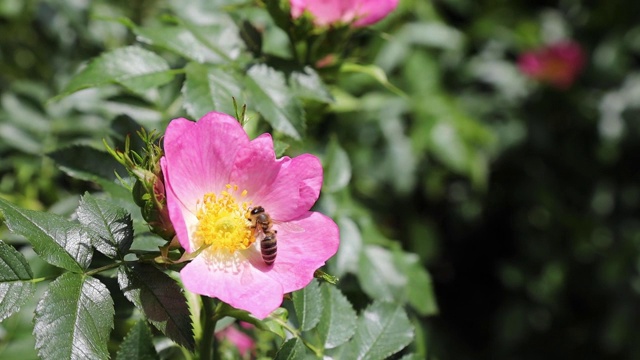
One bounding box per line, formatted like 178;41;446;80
161;157;194;252
352;0;399;27
229;133;323;220
289;0;305;18
259;212;339;293
162;112;249;212
229;134;281;200
291;0;359;26
181;256;284;319
249;154;323;222
216;325;254;356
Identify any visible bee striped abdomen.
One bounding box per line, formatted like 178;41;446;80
260;230;278;265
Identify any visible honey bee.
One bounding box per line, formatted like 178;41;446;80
247;206;277;265
247;206;303;266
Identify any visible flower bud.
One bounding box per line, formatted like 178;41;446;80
518;41;586;89
290;0;399;28
132;169;175;240
105;129;175;240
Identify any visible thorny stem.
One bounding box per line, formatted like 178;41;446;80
287;31;301;64
200;297;221;360
84;261;122;276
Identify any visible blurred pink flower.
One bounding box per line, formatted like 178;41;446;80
161;112;339;319
290;0;399;27
216;324;255;357
518;41;586;89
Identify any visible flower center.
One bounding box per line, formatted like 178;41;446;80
193;184;254;254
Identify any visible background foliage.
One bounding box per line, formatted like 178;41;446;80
1;0;640;359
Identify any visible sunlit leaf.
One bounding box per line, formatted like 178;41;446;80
341;63;405;97
180;18;245;62
273;139;290;157
274;338;310;360
289;66;333;103
262;307;289;339
292;279;322;332
330;216;362;277
340;302;414;360
379;107;417;194
316;284;357;349
357;245;407;302
118;263;194;350
116;320;159;360
0;240;35;322
33;273;114;360
76;193;133;259
182;62;244;119
0;122;42;155
429;120;468;174
323;137;352;193
57;46;174;99
130;22;223;63
0;198;91;272
245;64;305;139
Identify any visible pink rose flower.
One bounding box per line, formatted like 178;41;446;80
518;41;586;89
290;0;399;27
216;323;255;357
161;112;339;319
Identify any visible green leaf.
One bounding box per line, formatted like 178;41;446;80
393;252;439;316
239;19;263;56
76;193;134;259
273;139;290;157
116;320;159;360
0;122;42;155
49;145;126;181
289;66;333;103
118;263;194;350
292;279;322;332
131;23;225;64
57;46;174;99
357;246;407;302
274;338;310;360
429;120;468;174
261;307;289;339
48;145;129;195
331;216;362;277
341;302;414;360
245;64;305;139
316;284;357;349
182;62;244;119
180;18;245;63
0;198;92;272
0;240;35;322
323;137;352;193
33;273;114;360
265;0;294;33
341;63;405;97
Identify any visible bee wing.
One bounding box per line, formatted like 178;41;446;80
252;228;266;241
274;220;305;233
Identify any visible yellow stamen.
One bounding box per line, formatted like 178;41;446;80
193;184;254;254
